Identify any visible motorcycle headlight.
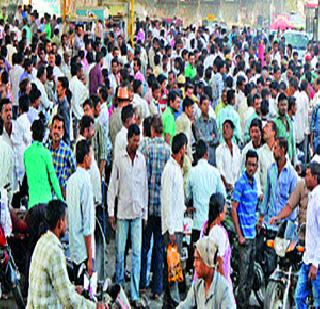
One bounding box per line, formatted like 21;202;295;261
274;237;290;257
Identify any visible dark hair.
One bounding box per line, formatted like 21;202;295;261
143;116;153;138
0;117;3;135
45;199;67;230
151;116;163;134
288;96;296;111
226;89;235;105
182;97;194;111
121;105;134;124
76;139;91;164
71;62;82;77
32;119;45;142
29;85;41;103
128;123;140;139
58;76;69;90
80;115;94;135
52;114;65;129
309;162;320;184
249;117;262;131
195;139;207;160
276;137;288;154
261;99;269;117
245;149;259;164
208;192;226;225
278;92;287;104
133;79;142;93
172;133;187;154
223;119;235;130
168;90;180;106
19;94;29;113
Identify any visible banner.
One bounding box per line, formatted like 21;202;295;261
31;0;61;17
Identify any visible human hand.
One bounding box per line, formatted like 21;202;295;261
308;265;318;281
87;258;93;278
238;235;245;245
269;216;279;225
169;234;176;245
109;216;116;231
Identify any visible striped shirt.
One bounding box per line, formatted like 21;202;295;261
143;137;171;217
233;172;258;239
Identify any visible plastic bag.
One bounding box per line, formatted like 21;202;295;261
167;243;184;283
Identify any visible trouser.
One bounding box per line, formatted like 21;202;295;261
297;138;309;166
163;232;183;308
140;216;164;295
186;229;201;272
236;238;256;309
24;203;48;294
295;262;320;309
72;259;88;286
115;218;142;302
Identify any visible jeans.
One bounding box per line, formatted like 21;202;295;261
140;216;164;295
115;218;142;302
163;232;183;308
237;238;256;309
295;262;320;309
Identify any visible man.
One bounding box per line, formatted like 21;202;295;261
176;97;194;157
294;163;320;308
49;115;76;198
259;137;297;274
19;58;33;82
27;86;41;124
161;133;187;307
244;93;262;143
186;140;225;268
108;57;120;97
195;95;219;166
114;104;135;159
132;79;150;122
274;93;296;164
66;139;94;283
162;90;181;144
108;124;148;306
257;121;276;196
184;52;196;80
0;118;13;203
69;62;88;128
140;116;171;299
177;236;235;308
216;119;241;192
231;150;259;309
27;199;101;309
9;53;23;106
217;89;242;143
56;76;71;145
89;52;103;96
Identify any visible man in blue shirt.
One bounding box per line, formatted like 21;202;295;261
259;137;297;275
231;150;259;309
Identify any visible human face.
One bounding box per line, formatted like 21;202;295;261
170;96;181;112
245;156;258;178
189;55;195;66
249;126;261;146
153;88;161;101
290;103;297;116
221;91;227;104
273;140;283;161
305;168;317;190
0;59;5;71
278;100;287;117
56;81;65;98
223;122;234;140
84;122;95;140
94;102;101;117
185;104;194;120
84;147;93;169
58;213;68;238
200;100;209;116
128;134;140;153
112;62;119;75
253;98;261;113
1;103;12;124
133;60;139;73
193;249;206;279
84;104;94;117
51;119;64;143
263;122;274;141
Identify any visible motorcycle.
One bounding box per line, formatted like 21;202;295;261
0;232;25;309
264;221;307;309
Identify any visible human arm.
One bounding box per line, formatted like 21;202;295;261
46;153;63;200
107;158;119;230
231;200;245;245
209;119;219;147
176;285;196;308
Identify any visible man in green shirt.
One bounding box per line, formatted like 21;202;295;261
273;93;296;165
184;52;197;80
24;119;62;209
162;90;181;144
44;18;52;40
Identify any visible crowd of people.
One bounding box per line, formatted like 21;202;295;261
0;4;320;309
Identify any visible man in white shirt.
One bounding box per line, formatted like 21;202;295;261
66;139;94;284
69;62;88;125
9;53;24;106
216;119;241;192
108;124;148;306
295;163;320;307
0;118;13;203
114;105;135;159
132;79;150;122
161;133;187;307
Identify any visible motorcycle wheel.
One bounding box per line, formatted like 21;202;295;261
264;280;286;309
12;284;25;309
253;261;265;306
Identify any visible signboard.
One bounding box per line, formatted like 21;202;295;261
76;8;109;21
31;0;61;17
